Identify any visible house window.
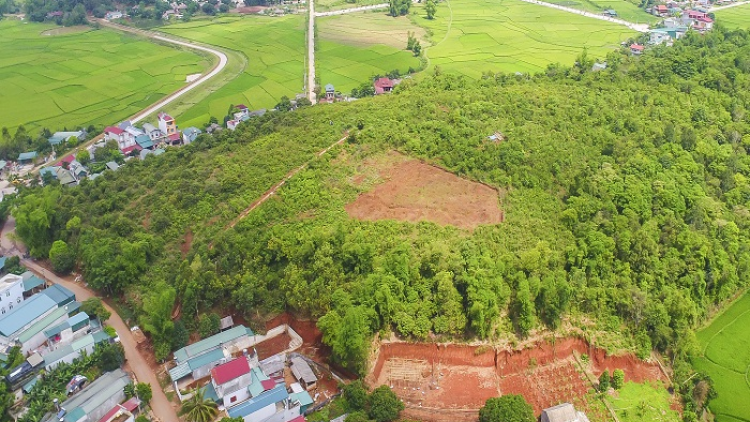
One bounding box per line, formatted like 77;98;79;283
1;308;4;314
230;396;237;403
8;304;12;310
17;298;21;303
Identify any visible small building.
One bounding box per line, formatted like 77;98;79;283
97;396;140;422
226;383;300;422
324;84;335;100
44;312;91;349
105;161;120;172
21;272;46;298
541;403;590;422
373;77;395;95
169;347;227;385
288;383;314;414
69;160;88;181
173;325;255;363
591;62;607;72
166;132;182;146
104;11;123;20
135;135;154;151
290;356;317;391
0;274;25;313
234;104;250;121
42;369;131;422
17;151;38;165
142;123;165;143
182;127;202;144
41;284;76;307
44;330;111;370
227;119;241;131
157;112;177;136
48;131;85;147
56;167;77;187
39;167;58;184
17;305;70;355
630;44;644;55
211;357;253;408
654;4;668;16
104;126;126;146
602;8;617;17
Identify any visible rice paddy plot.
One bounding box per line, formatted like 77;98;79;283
417;0;638;77
317;13;423;94
545;0;658;24
714;3;750;29
161;15;305;128
316;0;388;13
0;20;209;134
693;292;750;422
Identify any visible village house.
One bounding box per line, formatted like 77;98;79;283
142;123;166;143
104;10;123;20
630;44;645;55
290;356;317;391
211;357;256;408
96;396;141;422
0;293;57;346
139;148;165;160
227;119;241;131
182;127;202;144
541;403;590;422
21;271;46;298
105;126;135;152
234;104;251;121
17;151;39;166
48;131;85;148
6;353;44;391
43;312;92;350
373;77;395;95
43;330;111;370
135;134;155;151
324;84;335;100
41;369;131;422
158;112;178;137
0;274;25;314
226;382;310;422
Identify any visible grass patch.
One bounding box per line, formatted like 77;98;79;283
160;15;305;128
693;292;750;422
0;20;209;134
608;381;680;422
316;0;388;13
715;3;750;29
317;12;423;94
414;0;638;76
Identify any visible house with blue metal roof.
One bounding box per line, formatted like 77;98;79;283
0;294;57;347
173;325;254;362
41;369;131;422
41;284;76;307
17;151;38;165
44;312;91;349
17;305;69;354
44;330;111;370
169;347;227;387
227;383;294;421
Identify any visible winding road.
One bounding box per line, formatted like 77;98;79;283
0;217;179;422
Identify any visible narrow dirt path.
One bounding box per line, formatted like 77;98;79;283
307;0;317;104
517;0;650;32
0;217;180;422
225;132;349;230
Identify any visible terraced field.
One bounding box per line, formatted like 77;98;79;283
693;292;750;422
317;12;423;93
0;20;208;134
161;15;305;128
715;3;750;29
417;0;637;77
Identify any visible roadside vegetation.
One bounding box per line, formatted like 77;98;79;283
10;23;750;422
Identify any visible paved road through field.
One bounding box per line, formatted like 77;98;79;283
0;217;179;422
307;0;317;103
517;0;650;32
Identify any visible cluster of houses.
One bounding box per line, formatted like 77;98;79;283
318;77;400;105
628;6;719;55
167;324;319;422
0;266;113;399
35;112;201;187
226;104;267;131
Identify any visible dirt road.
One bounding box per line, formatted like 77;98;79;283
307;0;317;104
315;3;389;16
518;0;650;32
0;217;180;422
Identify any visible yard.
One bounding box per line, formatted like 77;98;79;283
316;12;423;94
693;292;750;422
415;0;638;77
714;3;750;29
160;15;306;128
0;20;209;134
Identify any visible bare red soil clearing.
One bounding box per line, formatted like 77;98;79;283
367;338;668;421
345;159;503;230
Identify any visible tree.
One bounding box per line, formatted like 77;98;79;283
76;150;90;165
141;286;176;360
367;386;404;422
97;342;125;371
425;0;436;19
513;279;536;336
599;371;611;392
135;416;150;422
179;388;219;422
389;0;409;16
343;380;368;411
219;418;244;422
478;395;534;422
81;297;112;322
345;412;370;422
198;312;221;338
318;306;371;375
49;239;75;274
136;382;153;405
611;369;624;390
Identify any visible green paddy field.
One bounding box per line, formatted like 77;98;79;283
0;20;208;134
715;3;750;29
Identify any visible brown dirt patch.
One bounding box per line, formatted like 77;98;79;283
181;229;193;257
367;338;669;421
254;332;293;360
345;158;503;230
235;6;265;13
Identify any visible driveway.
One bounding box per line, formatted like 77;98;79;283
1;216;180;422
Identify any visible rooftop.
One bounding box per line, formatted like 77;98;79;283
211;357;250;385
168;347;225;381
105;126;124;135
290;356;317;384
227;384;289;419
0;273;23;288
41;284;76;306
174;325;253;362
0;294;57;337
18;305;68;343
50;369;130;422
18;152;37;161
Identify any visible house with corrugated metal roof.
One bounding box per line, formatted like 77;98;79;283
44;331;111;370
45;312;92;349
541;403;590;422
0;293;57;348
41;369;131;422
173;325;254;362
211;357;254;408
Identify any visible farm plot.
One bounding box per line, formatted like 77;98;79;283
715;3;750;29
417;0;637;77
0;20;208;133
693;292;750;422
607;381;680;422
317;13;423;94
161;15;305;128
545;0;658;24
316;0;388;12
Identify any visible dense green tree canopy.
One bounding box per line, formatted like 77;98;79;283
479;395;534;422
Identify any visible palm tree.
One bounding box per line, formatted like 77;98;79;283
179;388;218;422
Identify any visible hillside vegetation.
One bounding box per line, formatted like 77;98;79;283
13;27;750;419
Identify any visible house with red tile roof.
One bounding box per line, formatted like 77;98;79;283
373;77;395;95
211;357;253;408
630;44;645;55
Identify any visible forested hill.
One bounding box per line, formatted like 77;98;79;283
13;26;750;396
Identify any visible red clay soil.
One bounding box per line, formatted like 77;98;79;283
345;159;504;230
254;332;292;360
368;338;669;420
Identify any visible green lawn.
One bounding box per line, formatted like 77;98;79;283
693;292;750;422
415;0;638;77
608;381;680;422
317;12;423;94
160;15;305;128
545;0;658;24
0;20;209;134
715;3;750;29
